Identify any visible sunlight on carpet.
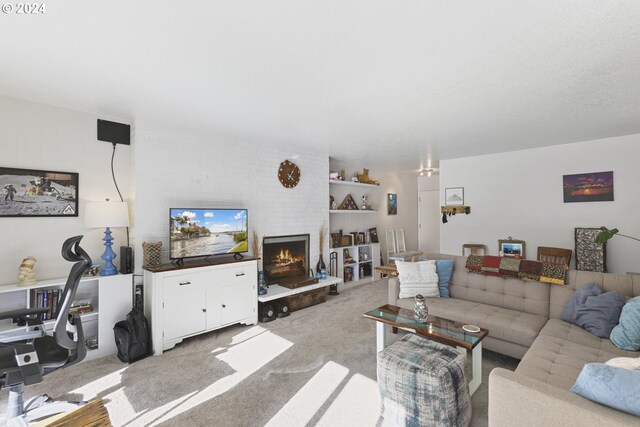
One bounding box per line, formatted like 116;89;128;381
265;361;349;427
101;326;293;426
316;373;383;427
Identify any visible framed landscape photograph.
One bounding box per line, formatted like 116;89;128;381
445;187;464;205
0;167;79;217
498;239;526;259
563;171;613;203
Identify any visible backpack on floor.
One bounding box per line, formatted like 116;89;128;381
113;308;150;363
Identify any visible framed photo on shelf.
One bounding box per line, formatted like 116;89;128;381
357;232;366;245
368;227;379;243
445;187;464;206
498;239;526;259
0;167;79;217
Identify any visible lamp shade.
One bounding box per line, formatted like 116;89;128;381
85;201;130;228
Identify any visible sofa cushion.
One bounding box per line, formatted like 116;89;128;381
571;363;640;417
561;283;601;324
397;297;547;348
515;319;640;390
433;259;454;298
610;296;640;351
396;261;439;299
575;291;626;338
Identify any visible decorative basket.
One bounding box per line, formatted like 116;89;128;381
142;241;162;270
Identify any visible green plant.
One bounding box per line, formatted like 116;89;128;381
595;227;640;244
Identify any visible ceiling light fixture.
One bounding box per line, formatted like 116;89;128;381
419;168;436;177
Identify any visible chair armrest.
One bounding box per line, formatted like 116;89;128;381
0;307;47;323
488;368;639;426
388;277;400;305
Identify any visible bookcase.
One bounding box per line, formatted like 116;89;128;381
0;274;132;361
332;243;381;284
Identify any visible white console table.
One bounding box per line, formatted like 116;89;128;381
257;276;343;303
143;257;258;355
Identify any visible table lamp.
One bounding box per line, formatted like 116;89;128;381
85;199;130;276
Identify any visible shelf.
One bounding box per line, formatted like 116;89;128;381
0;276;100;295
329;209;378;214
359;260;372;264
329;180;380;188
257;276;342;303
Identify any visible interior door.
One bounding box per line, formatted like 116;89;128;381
418;190;440;255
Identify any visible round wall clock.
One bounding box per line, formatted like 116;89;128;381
278;160;301;188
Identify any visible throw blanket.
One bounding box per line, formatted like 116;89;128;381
466;255;567;285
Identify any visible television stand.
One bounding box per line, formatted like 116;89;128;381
171;258;184;267
233;253;244;260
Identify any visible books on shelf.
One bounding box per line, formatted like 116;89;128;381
29;289;95;321
30;288;62;321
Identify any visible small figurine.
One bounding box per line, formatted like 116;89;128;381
18;256;37;285
356;168;380;185
362;195;370;210
330;195;337;210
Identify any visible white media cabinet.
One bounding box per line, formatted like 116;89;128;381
143;257;258;355
0;274;132;361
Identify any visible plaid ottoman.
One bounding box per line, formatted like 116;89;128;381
377;334;471;427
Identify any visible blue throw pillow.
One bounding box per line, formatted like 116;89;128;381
574;291;626;338
433;259;455;298
561;283;601;324
571;363;640;417
610;296;640;351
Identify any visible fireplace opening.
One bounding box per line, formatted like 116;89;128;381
263;234;310;284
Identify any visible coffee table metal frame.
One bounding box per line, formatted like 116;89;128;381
364;304;489;396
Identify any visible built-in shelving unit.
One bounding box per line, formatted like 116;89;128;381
331;243;380;283
0;274;132;361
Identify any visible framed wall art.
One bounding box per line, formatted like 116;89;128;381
498;238;526;259
387;193;397;215
445;187;464;205
0;167;79;217
574;227;607;272
563;171;613;203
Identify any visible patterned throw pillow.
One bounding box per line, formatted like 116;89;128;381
396;261;439;299
571;363;640;417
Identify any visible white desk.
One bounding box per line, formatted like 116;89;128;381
257;276;343;303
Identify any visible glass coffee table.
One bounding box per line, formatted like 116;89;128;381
364;304;489;395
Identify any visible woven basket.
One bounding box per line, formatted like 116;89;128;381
142;241;162;270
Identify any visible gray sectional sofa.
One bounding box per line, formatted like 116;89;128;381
387;253;640;426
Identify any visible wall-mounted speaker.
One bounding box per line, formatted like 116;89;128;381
97;119;131;145
259;302;276;323
274;300;290;318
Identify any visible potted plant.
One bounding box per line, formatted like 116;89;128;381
595;227;640;244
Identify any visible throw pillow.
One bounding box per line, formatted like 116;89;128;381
561;283;602;324
610;296;640;351
575;291;627;338
396;260;439;299
571;363;640;417
432;259;454;298
606;356;640;371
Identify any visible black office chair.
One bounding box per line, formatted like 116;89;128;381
0;235;92;422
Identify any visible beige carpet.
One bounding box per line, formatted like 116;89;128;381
0;279;518;426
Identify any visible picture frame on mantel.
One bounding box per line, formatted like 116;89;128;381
0;166;79;217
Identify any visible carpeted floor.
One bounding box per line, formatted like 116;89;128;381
0;278;518;426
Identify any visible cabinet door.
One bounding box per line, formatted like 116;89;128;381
220;282;253;326
163;277;206;342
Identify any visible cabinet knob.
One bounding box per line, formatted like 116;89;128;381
179;281;191;286
222;304;226;308
235;272;245;277
202;308;206;312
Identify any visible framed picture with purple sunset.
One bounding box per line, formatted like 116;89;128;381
563;171;613;203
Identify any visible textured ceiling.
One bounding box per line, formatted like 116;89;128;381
1;1;639;171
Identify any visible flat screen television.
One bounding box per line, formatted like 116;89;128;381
170;208;248;260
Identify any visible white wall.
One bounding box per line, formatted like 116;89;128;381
329;162;419;261
133;121;329;273
0;96;132;285
440;134;640;274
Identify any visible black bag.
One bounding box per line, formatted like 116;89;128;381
113;308;150;363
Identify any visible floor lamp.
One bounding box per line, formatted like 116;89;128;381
85;200;130;276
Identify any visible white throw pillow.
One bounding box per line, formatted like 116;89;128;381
396;260;439;299
606;357;640;371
